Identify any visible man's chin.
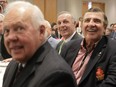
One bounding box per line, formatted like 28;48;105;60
85;35;98;41
12;55;23;62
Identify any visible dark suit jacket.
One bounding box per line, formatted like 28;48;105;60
109;31;116;40
61;36;116;87
1;35;11;59
3;42;77;87
56;32;82;53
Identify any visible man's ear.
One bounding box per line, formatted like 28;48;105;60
39;25;46;35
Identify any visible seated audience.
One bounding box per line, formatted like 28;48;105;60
51;22;61;39
76;17;83;36
61;7;116;87
105;27;113;37
44;20;60;49
56;11;82;54
110;23;116;40
2;1;77;87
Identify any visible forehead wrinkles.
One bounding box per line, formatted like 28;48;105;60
4;7;33;25
58;14;72;20
84;12;104;22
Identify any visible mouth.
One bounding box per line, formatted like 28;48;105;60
61;29;67;32
87;28;97;32
10;45;24;53
60;26;67;31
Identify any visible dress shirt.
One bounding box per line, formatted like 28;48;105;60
72;40;94;84
64;31;77;42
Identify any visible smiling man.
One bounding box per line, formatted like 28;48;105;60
56;11;82;54
61;7;116;87
2;1;77;87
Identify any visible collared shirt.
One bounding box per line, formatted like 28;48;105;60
19;63;26;68
64;31;77;42
72;40;94;84
58;31;77;54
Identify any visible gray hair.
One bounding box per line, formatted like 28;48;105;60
57;11;76;23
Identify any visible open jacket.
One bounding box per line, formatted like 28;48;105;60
3;41;77;87
61;36;116;87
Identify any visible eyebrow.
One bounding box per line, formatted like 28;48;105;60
4;21;25;29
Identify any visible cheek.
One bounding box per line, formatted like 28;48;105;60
58;28;62;32
98;26;105;34
24;37;36;48
23;40;37;57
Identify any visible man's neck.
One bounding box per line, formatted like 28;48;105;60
83;38;100;53
63;31;76;42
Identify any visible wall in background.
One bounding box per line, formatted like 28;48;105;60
7;0;116;26
57;0;82;21
57;0;116;27
105;0;116;26
8;0;57;23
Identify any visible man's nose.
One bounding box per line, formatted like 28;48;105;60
5;32;18;42
60;22;65;27
88;20;96;26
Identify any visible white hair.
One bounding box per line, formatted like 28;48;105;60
44;20;51;29
4;1;45;29
57;11;76;23
44;20;52;39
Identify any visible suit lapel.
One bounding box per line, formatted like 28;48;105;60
12;41;51;87
12;62;36;87
79;36;107;84
65;39;82;66
71;32;82;40
3;61;18;87
56;40;63;52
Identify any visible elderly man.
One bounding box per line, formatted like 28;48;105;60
2;1;77;87
56;11;82;54
110;23;116;40
61;7;116;87
0;0;7;13
44;20;60;49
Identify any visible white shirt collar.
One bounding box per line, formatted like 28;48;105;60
64;31;76;42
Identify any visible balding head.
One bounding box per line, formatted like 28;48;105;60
3;1;47;63
44;20;52;38
4;1;44;30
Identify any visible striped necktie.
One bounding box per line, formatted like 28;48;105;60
58;40;65;54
